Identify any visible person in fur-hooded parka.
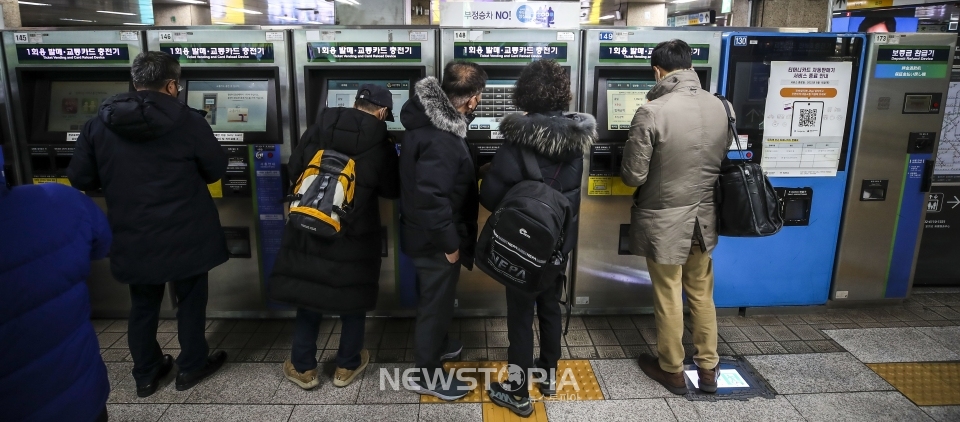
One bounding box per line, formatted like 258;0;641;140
479;60;597;414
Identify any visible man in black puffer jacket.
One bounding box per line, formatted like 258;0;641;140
67;51;228;397
269;85;399;390
399;61;486;401
479;60;597;417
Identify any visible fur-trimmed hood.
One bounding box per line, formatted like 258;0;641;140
498;112;598;160
400;77;469;138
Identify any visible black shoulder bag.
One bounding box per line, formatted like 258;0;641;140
714;93;783;237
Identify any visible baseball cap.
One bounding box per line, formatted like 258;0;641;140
355;84;395;122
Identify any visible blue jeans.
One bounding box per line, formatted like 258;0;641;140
291;308;366;372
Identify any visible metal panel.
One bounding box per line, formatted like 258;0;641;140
292;27;438;315
834;33;956;301
575;29;723;313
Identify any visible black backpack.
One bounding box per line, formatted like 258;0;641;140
714;93;783;237
476;148;572;295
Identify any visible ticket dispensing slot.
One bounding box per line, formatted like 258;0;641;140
775;188;813;226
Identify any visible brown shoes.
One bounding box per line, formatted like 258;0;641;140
283;359;319;390
637;354;687;395
697;365;719;393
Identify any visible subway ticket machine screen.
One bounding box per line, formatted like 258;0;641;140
469;79;520;138
326;80;409;132
605;80;656;131
186;80;270;132
47;81;130;132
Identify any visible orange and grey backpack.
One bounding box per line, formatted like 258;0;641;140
287;150;356;237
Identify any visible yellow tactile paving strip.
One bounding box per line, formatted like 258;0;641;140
419;360;605;404
868;362;960;406
483;402;548;422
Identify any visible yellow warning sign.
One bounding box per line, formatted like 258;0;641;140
589;176;634;196
207;180;223;198
32;177;72;186
588;177;612;196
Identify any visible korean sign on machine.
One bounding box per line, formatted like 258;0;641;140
307;43;422;62
760;61;854;177
598;43;710;63
16;45;130;63
454;42;567;61
159;43;274;63
875;46;950;79
438;2;581;29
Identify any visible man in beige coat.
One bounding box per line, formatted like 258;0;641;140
620;39;731;395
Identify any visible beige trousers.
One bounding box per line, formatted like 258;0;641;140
646;246;719;373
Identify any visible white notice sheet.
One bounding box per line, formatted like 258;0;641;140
761;61;853;177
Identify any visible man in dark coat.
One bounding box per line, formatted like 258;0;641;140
67;51;228;397
478;60;597;416
0;150;112;422
268;84;399;390
399;61;486;400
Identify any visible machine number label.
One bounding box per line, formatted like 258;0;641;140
874;34;889;44
66;132;80;142
158;32;174;42
454;30;468;41
14;33;28;44
599;32;614;41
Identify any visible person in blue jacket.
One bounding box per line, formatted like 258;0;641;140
0;149;113;421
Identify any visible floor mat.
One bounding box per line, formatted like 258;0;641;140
868;362;960;406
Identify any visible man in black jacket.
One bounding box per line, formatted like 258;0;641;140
67;51;228;397
399;61;486;400
269;85;399;390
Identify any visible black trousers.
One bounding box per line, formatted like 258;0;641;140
290;308;366;372
505;276;564;397
128;272;210;385
412;253;460;372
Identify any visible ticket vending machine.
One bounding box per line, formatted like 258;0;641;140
3;30;145;315
146;28;294;314
292;27;438;313
438;28;582;314
714;33;866;309
0;42;18;187
834;33;955;300
574;29;722;312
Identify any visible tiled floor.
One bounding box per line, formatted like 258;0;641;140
95;288;960;421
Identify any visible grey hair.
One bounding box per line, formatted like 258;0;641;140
448;91;482;109
131;51;181;90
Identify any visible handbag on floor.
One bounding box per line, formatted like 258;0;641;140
714;93;783;237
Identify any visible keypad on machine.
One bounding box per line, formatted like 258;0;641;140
477;86;519;120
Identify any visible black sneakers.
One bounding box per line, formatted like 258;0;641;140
175;351;227;391
534;359;557;396
136;354;174;398
488;381;534;417
407;369;470;401
440;338;463;361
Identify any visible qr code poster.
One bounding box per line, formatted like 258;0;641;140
761;61;853;177
762;61;853;139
